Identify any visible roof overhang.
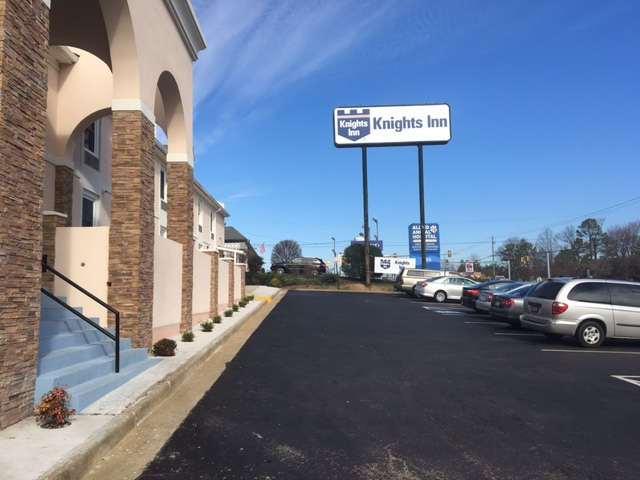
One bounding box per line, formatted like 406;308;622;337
163;0;207;61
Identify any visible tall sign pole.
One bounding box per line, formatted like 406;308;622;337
362;146;371;286
418;145;427;269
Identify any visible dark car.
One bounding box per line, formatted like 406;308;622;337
271;257;327;276
461;279;521;311
490;283;537;326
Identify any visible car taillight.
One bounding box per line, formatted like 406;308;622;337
552;302;569;315
488;293;494;303
503;298;514;309
467;289;480;297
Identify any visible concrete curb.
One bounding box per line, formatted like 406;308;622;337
287;287;396;295
41;290;286;480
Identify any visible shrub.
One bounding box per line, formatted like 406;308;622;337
319;273;338;284
153;338;177;357
270;276;283;288
35;387;75;428
213;315;222;323
200;321;213;332
224;310;233;317
246;295;255;301
232;304;239;311
181;331;195;342
239;300;247;308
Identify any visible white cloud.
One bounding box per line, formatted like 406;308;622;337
192;0;392;150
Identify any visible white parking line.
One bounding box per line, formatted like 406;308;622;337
434;310;464;315
464;321;506;326
541;349;640;355
494;332;544;337
611;375;640;388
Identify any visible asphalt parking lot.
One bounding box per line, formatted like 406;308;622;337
140;291;640;479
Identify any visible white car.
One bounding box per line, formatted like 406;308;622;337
415;276;478;303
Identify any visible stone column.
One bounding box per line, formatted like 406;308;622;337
42;212;68;291
240;264;247;299
108;111;155;349
54;165;74;225
167;162;194;333
207;251;219;317
228;259;235;307
0;0;48;429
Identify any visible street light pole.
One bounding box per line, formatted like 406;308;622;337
372;217;379;242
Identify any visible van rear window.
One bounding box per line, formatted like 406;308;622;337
532;281;565;300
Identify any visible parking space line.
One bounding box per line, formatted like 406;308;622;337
611;375;640;388
494;332;544;337
464;321;506;326
541;349;640;355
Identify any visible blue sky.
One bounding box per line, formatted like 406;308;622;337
190;0;640;265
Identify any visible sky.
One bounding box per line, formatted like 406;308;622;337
190;0;640;266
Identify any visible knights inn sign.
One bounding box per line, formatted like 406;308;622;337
333;104;451;147
332;102;452;285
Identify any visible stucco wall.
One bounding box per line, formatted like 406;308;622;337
152;235;182;342
192;245;211;326
234;264;243;303
218;259;230;313
54;226;109;326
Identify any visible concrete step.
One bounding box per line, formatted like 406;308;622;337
68;358;161;411
39;331;131;356
38;344;110;374
35;356;119;400
39;317;102;337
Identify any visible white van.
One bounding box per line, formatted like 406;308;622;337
394;268;446;295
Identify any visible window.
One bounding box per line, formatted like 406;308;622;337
197;200;203;232
567;282;611;304
532;281;566;300
160;168;167;201
81;190;97;227
83;121;100;170
463;279;476;286
610;284;640;308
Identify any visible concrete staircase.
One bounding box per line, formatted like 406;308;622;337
35;294;160;412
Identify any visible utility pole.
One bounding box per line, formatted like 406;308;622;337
546;251;551;278
418;145;427;269
491;236;496;279
507;260;511;280
361;147;371;286
372;217;379;242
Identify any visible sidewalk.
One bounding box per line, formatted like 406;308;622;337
0;286;281;480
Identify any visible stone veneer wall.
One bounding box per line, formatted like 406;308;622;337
208;251;219;317
108;111;155;349
228;259;235;307
54;165;74;225
0;0;49;429
240;265;246;299
167;162;194;333
42;213;67;291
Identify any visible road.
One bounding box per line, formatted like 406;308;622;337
139;291;640;479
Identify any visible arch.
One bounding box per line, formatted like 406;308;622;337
154;71;187;158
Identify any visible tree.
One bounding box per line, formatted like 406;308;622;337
605;221;640;258
247;250;264;273
341;244;382;280
271;240;302;265
576;218;606;261
498;237;537;280
536;227;558;255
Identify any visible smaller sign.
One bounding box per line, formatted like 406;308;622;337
465;262;475;273
374;256;416;275
351;239;384;251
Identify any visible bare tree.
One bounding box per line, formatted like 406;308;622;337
271;240;302;265
606;221;640;258
536;227;558;255
556;225;577;249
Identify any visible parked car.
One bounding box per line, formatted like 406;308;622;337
521;278;640;347
462;280;521;311
271;257;327;276
476;282;524;312
394;268;444;294
490;283;537;326
415;276;478;302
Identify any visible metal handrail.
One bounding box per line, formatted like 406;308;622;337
41;255;120;373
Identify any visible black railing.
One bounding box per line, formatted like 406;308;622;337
41;255;120;373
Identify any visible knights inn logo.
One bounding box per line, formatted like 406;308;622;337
337;109;370;141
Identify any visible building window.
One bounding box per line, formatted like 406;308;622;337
160;167;168;211
197;200;203;232
83;121;100;171
82;190;98;227
210;211;214;239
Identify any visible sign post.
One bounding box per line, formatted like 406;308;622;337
333;103;451;277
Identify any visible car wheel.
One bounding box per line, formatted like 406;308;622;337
576;321;605;348
434;291;447;303
275;268;285;275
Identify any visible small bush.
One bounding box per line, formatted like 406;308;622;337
200;321;213;332
239;300;247;308
213;315;222;323
319;273;338;284
182;331;195;342
270;277;283;288
153;338;177;357
224;310;233;317
35;387;75;428
232;304;239;311
246;295;255;301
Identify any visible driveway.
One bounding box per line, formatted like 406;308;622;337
139;291;640;479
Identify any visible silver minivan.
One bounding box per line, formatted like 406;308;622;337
521;278;640;347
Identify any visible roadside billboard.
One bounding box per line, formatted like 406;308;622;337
334;104;451;147
374;256;416;275
408;223;441;270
